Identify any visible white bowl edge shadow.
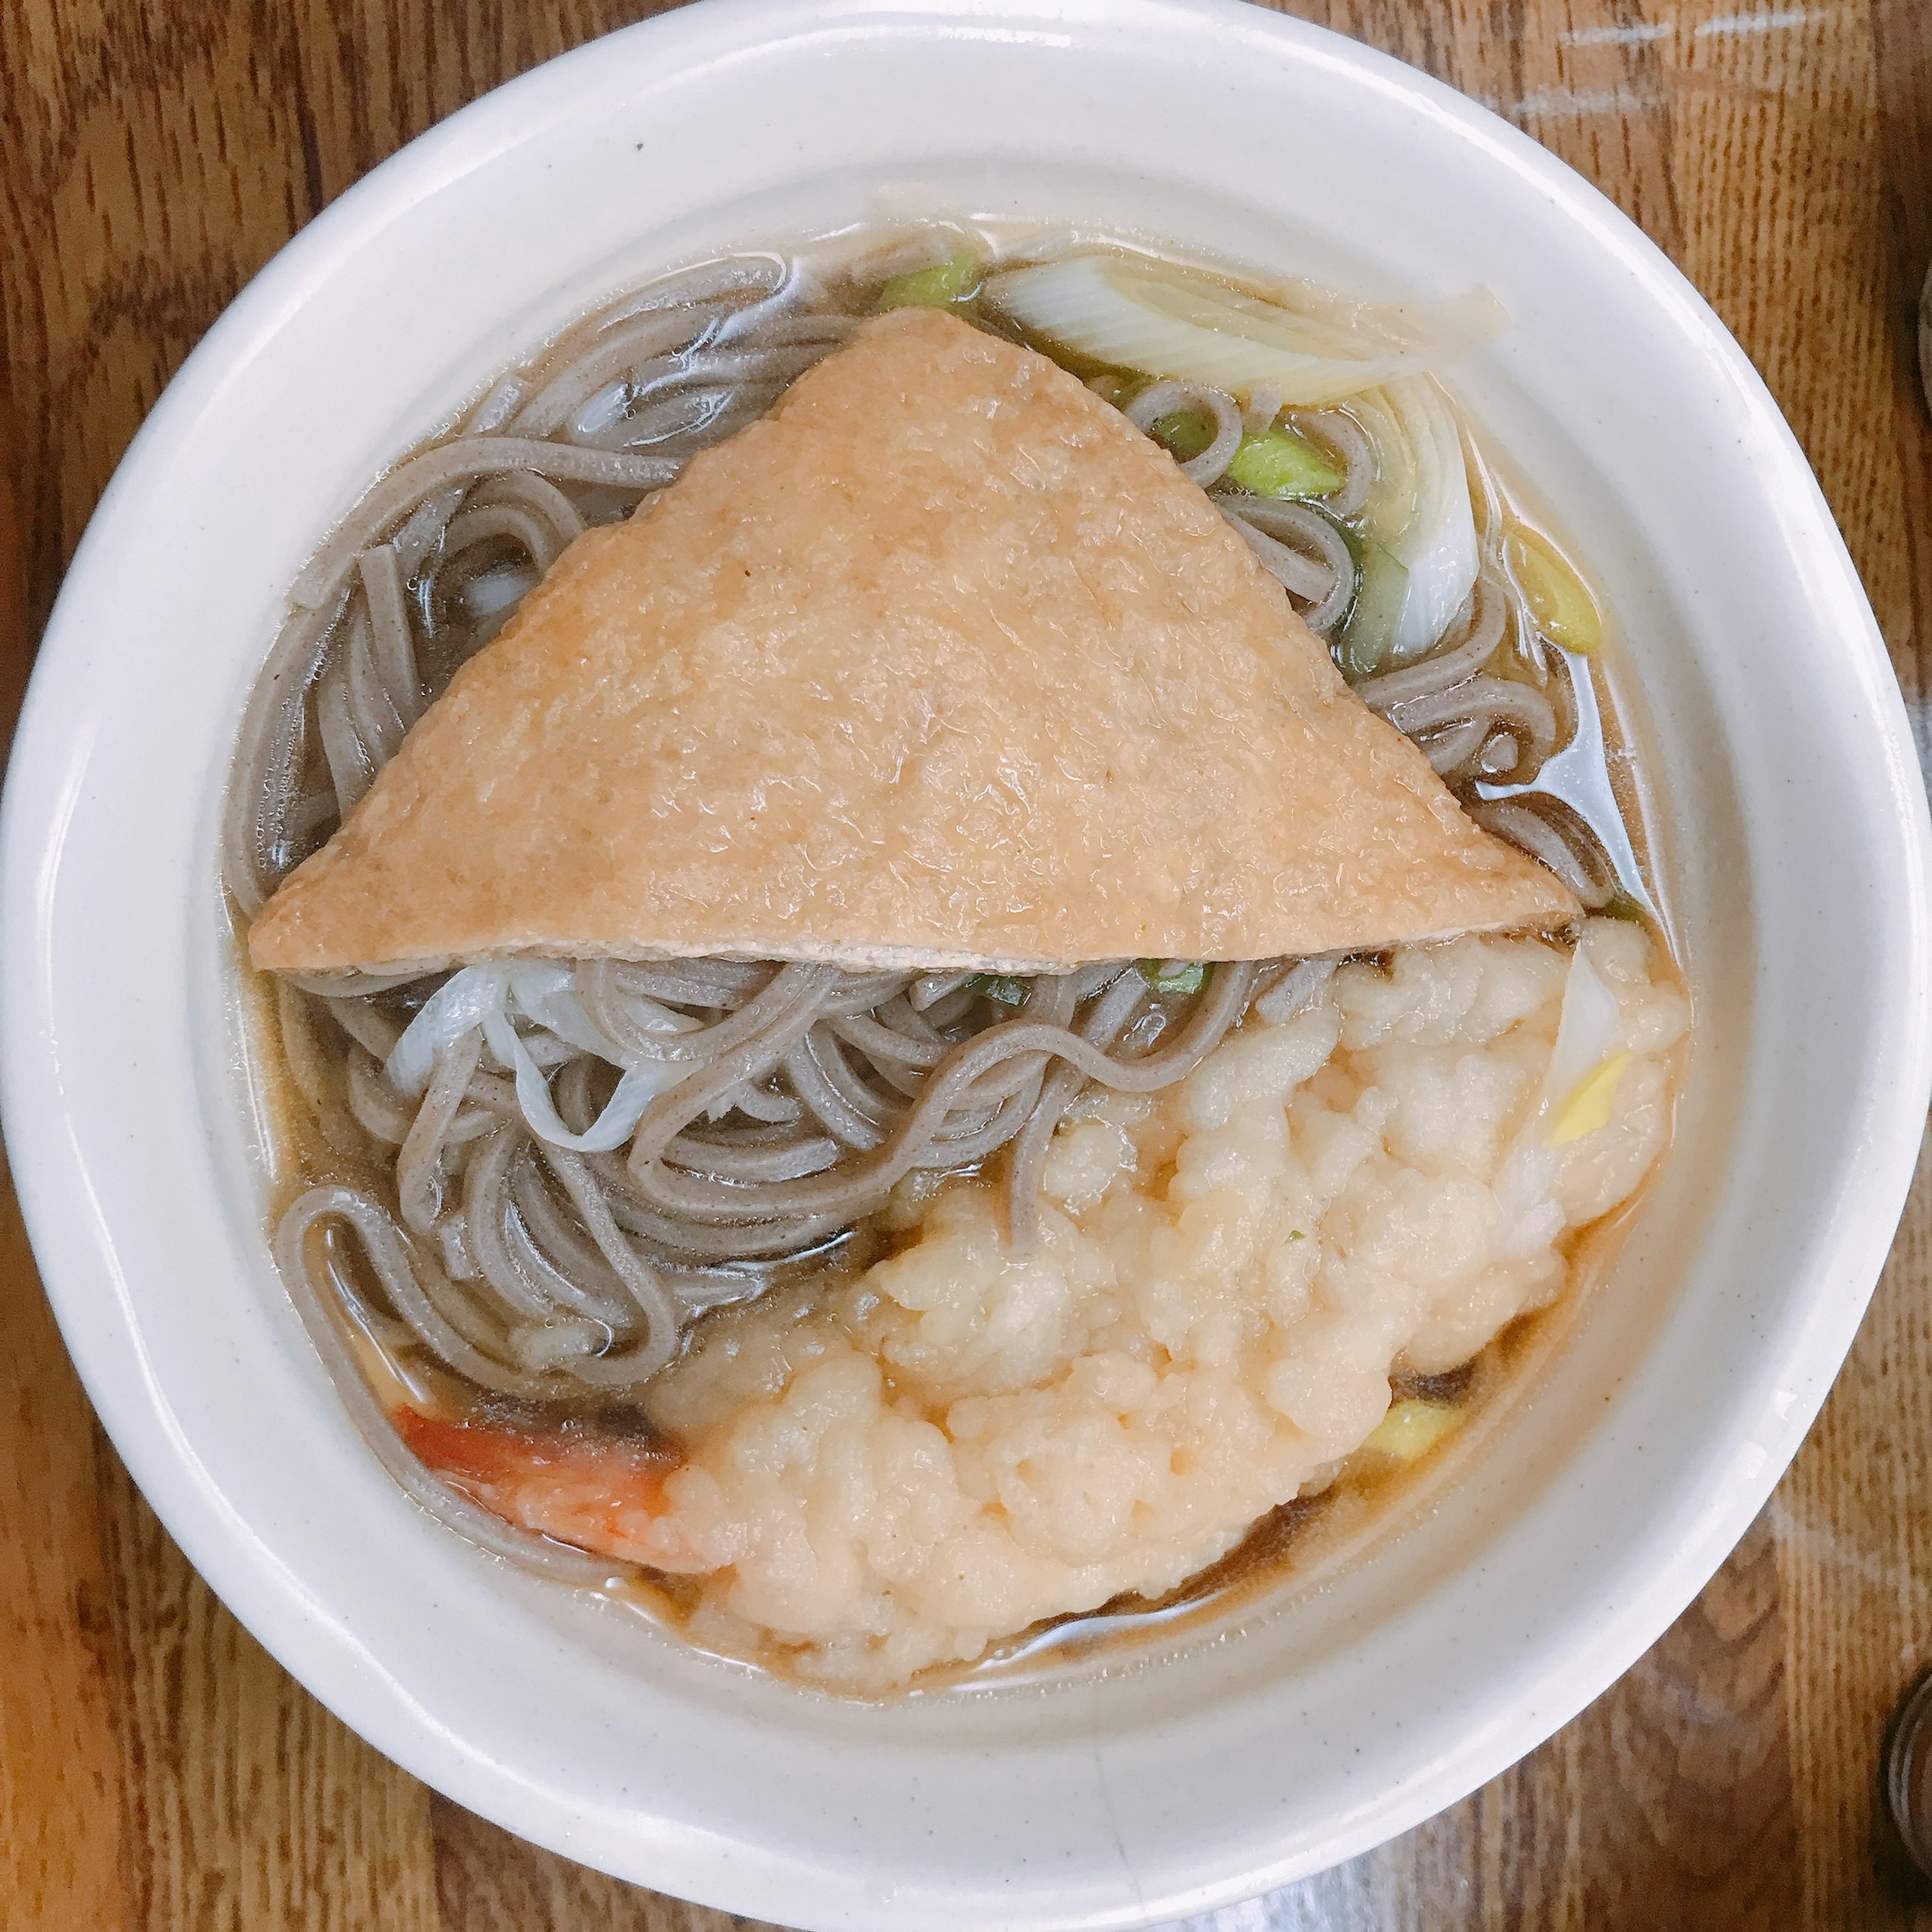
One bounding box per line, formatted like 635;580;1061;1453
3;1;1930;1927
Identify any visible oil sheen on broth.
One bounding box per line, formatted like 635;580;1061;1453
231;223;1689;1693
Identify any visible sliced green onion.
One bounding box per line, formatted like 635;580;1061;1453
1337;540;1409;680
876;250;982;312
968;973;1029;1007
1149;410;1216;460
1358;1398;1462;1464
1224;426;1344;498
1147;415;1342;499
1506;525;1601;654
1139;959;1207;995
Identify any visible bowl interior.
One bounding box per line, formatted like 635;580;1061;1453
5;3;1927;1927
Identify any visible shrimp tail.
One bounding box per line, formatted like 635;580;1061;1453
393;1407;711;1572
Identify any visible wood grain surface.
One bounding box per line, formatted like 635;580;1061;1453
4;0;1932;1926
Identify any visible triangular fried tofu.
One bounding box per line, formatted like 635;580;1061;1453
251;306;1575;975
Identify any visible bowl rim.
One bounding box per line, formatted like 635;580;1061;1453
5;0;1931;1922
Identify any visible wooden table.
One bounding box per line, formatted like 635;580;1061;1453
5;0;1932;1924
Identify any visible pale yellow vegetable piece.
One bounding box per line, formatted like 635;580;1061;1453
1507;526;1602;654
1549;1051;1632;1147
1358;1398;1463;1463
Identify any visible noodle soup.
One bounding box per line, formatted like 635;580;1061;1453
229;224;1687;1690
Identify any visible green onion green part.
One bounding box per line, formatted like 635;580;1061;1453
1147;416;1344;500
1149;410;1216;460
876;250;983;312
1139;959;1208;996
968;973;1029;1007
1224;426;1344;499
1506;526;1601;654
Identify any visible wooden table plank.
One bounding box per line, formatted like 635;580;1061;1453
0;333;131;1932
5;1;1932;1927
0;1153;129;1927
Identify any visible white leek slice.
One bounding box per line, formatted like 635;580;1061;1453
385;967;509;1097
504;962;697;1066
1376;378;1480;660
1336;539;1409;679
481;1008;679;1154
1348;388;1417;550
503;962;600;1049
1491;944;1623;1248
1539;946;1624;1141
384;960;693;1155
984;254;1505;407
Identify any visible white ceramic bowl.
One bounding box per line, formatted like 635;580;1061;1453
5;1;1929;1924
